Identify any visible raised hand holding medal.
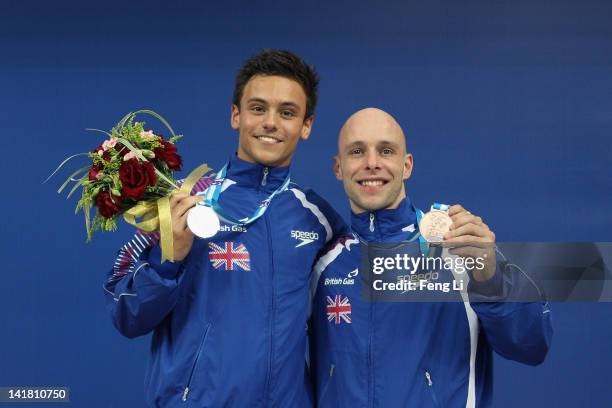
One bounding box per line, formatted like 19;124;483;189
168;192;206;261
443;204;497;282
417;203;497;281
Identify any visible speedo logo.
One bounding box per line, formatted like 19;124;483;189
291;230;319;248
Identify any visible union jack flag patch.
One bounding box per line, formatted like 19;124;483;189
326;295;352;325
208;241;251;271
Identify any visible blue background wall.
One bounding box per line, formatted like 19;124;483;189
1;0;611;406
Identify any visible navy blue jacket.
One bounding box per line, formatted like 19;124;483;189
104;156;345;407
310;198;552;407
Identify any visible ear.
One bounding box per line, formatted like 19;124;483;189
333;155;343;181
300;115;314;141
230;104;240;130
402;153;414;180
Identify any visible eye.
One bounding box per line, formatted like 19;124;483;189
280;110;295;119
350;148;363;155
381;148;394;155
250;105;265;114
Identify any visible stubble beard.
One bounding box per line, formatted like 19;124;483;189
345;179;404;213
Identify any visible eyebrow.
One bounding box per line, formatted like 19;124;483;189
246;97;301;110
377;140;400;149
344;140;400;149
279;102;301;110
346;140;365;147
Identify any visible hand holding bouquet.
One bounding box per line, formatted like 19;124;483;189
47;110;210;262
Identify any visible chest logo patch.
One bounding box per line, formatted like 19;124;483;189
326;295;352;325
208;241;251;271
291;230;319;248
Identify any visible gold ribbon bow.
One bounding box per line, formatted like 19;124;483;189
122;163;211;263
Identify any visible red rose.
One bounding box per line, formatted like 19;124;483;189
114;142;130;157
119;158;158;199
88;163;103;181
154;140;183;171
95;191;122;218
94;146;111;161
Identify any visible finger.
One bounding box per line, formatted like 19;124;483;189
444;234;488;246
450;214;483;230
446;224;491;240
173;209;191;233
450;248;496;269
444;242;496;258
170;192;190;207
174;197;201;218
448;246;488;259
174;196;204;218
448;204;466;217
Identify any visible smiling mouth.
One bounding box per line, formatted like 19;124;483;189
254;135;282;144
358;179;388;187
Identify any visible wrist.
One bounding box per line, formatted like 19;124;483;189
148;244;185;279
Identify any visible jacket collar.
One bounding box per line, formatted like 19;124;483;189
351;197;418;243
224;154;291;194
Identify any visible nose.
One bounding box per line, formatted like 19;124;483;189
365;150;380;170
262;111;278;132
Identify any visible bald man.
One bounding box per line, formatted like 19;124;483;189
309;108;552;407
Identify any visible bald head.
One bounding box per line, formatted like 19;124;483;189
338;108;406;154
334;107;413;213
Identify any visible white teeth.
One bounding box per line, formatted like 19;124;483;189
361;180;384;186
257;136;279;143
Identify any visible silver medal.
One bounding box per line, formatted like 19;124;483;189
187;204;221;238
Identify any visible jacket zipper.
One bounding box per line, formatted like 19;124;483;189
368;279;375;407
424;370;441;408
262;210;275;405
261;167;269;186
368;213;377;407
182;323;212;402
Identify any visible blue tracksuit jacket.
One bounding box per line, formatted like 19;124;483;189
103;155;345;407
310;198;552;407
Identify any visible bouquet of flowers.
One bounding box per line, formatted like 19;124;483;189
47;110;209;262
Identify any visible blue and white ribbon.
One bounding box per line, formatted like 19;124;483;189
198;162;291;226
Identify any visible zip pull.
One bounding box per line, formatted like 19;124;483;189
369;213;375;232
425;371;433;386
182;387;189;402
330;364;335;377
261;167;269;186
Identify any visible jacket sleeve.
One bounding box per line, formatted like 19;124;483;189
103;231;187;338
102;175;214;339
468;252;553;366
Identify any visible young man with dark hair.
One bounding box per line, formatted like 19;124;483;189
103;49;345;407
233;49;319;120
311;108;552;407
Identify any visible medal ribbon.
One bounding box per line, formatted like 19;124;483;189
414;207;429;256
432;202;449;211
198;162;291;226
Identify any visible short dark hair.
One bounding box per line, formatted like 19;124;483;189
233;49;319;119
